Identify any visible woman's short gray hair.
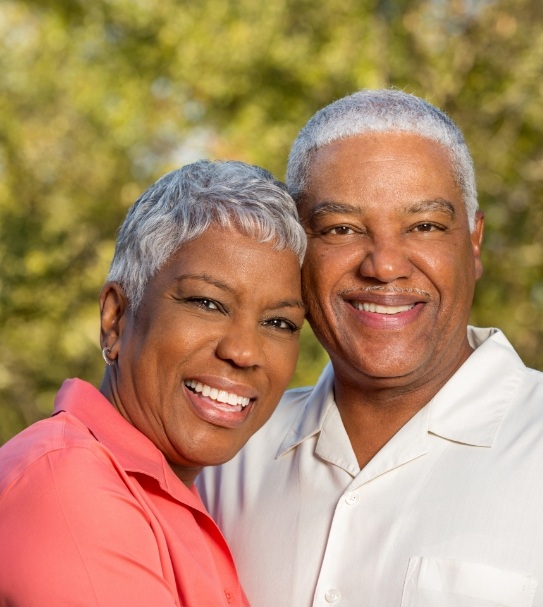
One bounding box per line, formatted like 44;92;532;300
107;159;307;310
287;89;478;230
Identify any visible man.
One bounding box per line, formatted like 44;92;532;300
198;90;543;606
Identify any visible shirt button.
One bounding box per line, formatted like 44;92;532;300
325;588;341;603
345;492;359;505
224;590;233;603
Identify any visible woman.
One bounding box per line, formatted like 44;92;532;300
0;160;306;606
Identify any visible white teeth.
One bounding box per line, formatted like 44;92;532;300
353;302;415;314
184;380;251;408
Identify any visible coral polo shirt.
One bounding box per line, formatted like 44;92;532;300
0;379;249;607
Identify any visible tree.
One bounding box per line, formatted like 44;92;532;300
1;0;542;443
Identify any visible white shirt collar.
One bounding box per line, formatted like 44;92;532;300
277;327;525;468
428;327;525;447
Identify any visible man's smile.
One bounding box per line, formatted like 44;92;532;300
350;302;416;314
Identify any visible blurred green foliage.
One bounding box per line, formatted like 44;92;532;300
1;0;542;444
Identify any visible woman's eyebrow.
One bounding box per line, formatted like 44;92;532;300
267;299;306;312
175;273;233;292
175;276;305;311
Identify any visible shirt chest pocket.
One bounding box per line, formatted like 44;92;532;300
401;556;537;607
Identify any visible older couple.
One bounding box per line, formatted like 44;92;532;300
2;90;543;607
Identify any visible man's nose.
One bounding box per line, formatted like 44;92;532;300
357;237;413;283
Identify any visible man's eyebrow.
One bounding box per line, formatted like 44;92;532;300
307;199;456;219
307;201;362;220
405;198;456;217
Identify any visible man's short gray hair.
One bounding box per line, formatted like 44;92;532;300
286;89;478;230
107;160;307;310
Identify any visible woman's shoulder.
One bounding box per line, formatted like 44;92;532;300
0;412;121;499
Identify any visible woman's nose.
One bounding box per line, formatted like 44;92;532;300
215;324;264;369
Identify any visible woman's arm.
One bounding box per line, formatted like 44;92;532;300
0;445;179;607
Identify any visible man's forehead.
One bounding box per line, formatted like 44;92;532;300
298;132;464;223
304;133;458;193
311;131;452;162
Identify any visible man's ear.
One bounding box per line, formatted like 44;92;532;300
471;210;484;281
99;282;129;362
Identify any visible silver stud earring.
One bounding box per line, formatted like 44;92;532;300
102;346;115;367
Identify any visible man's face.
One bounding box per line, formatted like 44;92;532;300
299;132;484;392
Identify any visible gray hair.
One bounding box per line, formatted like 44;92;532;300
286;89;478;230
107;159;307;310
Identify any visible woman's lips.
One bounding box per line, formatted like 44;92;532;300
184;379;251;408
183;381;255;429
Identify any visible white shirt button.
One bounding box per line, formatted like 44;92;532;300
324;588;340;603
345;492;359;505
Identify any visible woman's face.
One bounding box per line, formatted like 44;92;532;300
101;225;304;485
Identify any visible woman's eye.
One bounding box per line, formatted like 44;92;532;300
188;297;221;311
264;318;299;333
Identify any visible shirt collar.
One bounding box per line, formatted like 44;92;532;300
277;363;336;457
278;327;524;459
53;379;205;510
427;326;525;447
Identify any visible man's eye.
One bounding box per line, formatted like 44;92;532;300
322;225;356;236
264;318;300;333
412;223;445;232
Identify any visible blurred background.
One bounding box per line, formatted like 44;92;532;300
1;0;542;444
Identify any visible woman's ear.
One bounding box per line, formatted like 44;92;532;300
99;282;129;362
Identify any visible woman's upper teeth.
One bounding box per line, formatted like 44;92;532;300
184;380;251;408
353;302;415;314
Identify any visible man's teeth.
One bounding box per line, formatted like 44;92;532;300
184;380;251;408
353;302;415;314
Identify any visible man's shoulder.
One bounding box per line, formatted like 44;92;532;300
249;384;318;443
278;384;318;411
524;365;543;381
197;379;330;497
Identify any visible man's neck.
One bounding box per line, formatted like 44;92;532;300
334;386;431;469
332;347;474;469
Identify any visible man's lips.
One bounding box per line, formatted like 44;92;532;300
340;287;430;329
346;300;425;329
342;286;430;313
350;301;416;314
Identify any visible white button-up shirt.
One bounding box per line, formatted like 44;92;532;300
198;328;543;607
